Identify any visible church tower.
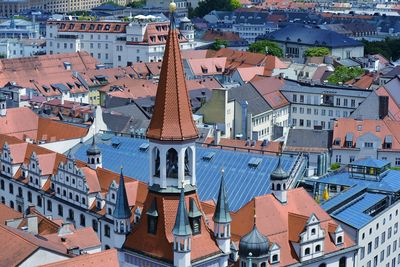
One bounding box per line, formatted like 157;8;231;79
122;3;228;266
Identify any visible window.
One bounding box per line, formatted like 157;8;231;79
58;204;63;216
351;99;356;107
37;196;42;207
27;191;32;202
368;242;372;254
0;180;4;190
304;247;310;255
396;158;400;166
375;236;379;248
80;214;86;226
365;142;373;148
339;257;346;267
382;231;386;243
292;94;297;102
271;254;279;263
387;244;391;256
307;108;311;114
300;95;304;103
380;250;385;262
292;107;297;113
68;209;74;221
315;244;321;252
360;247;365;259
299;119;304;127
336;155;342;163
92;219;98;232
105;224;110;237
9;183;13;194
389;227;392;238
47;199;52;211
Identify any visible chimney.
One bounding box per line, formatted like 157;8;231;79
60;94;64;105
26;215;39;235
379;96;389;119
214;128;221;145
58;222;73;236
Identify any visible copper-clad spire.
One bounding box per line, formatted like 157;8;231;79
146;5;198;141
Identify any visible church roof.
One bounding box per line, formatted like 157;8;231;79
146;14;198;141
112;170;132;219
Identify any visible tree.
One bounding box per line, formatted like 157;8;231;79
327;66;364;84
304;47;330;57
248;40;283;57
210;38;228;51
362;38;400;61
191;0;241;18
126;0;146;8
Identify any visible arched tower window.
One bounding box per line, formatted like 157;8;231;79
277;183;281;190
153;147;160;177
166;148;178;178
184;147;193;176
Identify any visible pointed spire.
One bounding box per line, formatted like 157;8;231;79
113;168;132;219
173;188;192;236
213;169;232;224
270;155;289;181
146;2;198;141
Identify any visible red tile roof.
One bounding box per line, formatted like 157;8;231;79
48;21;128;33
0;224;68;266
0;107;89;143
0;203;22;224
123;190;221;263
332;117;400;150
231;188;355;266
40;249;119;267
203;137;282;154
250;76;289;109
146;22;198;141
186;57;226;76
44;226;101;251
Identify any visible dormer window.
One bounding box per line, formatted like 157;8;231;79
337;236;343;244
311;228;316;235
188;198;202;235
105;24;110;30
146;199;158;235
201;65;208;74
80;24;86;30
96;201;101;210
111;193;115;200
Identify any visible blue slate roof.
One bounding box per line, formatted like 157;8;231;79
317;169;400;193
330;192;387;229
73;135;296;211
351;158;390;169
261;24;362;48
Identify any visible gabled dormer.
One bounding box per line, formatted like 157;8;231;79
27;152;45;189
1;142;12;178
299;213;325;262
105;180;118;219
270;242;281;265
331;224;344;246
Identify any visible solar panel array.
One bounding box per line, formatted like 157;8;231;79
74;135;296;211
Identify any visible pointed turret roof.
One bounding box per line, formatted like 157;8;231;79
213;170;232;224
270;156;289;181
113;169;132;219
173;188;192;236
146;8;198;141
86;136;101;156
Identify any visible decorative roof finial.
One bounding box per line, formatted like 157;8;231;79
169;1;177;13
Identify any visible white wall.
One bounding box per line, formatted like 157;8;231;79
19;248;69;267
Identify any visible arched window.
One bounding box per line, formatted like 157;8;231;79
80;214;86;226
17;205;22;212
166;148;178;178
0;196;4;204
75;195;79;202
0;180;4;190
47;199;52;211
184;148;193;176
91;158;95;164
311;228;316;235
105;245;110;250
277;183;281;190
339;257;346;267
271;183;275;190
337;236;343;244
10;200;14;208
104;225;110;237
97;158;100;164
261;263;267;267
153;147;160;177
305;247;310;255
92;219;98;232
27;191;32;202
283;183;286;190
319;264;327;267
18;187;22;197
37;196;42;207
8;183;13;194
68;209;74;221
58;204;63;216
315;244;321;252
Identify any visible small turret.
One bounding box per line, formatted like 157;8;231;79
270;156;290;203
112;169;132;248
86;136;102;169
213;169;232;254
0;94;6;116
173;186;192;267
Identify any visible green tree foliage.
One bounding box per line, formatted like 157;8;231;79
210;38;228;50
327;66;364;84
330;163;341;170
126;0;146;8
362;38;400;61
190;0;241;18
248;40;283;57
304;47;330;57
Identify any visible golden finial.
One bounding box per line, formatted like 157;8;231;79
169;1;177;13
